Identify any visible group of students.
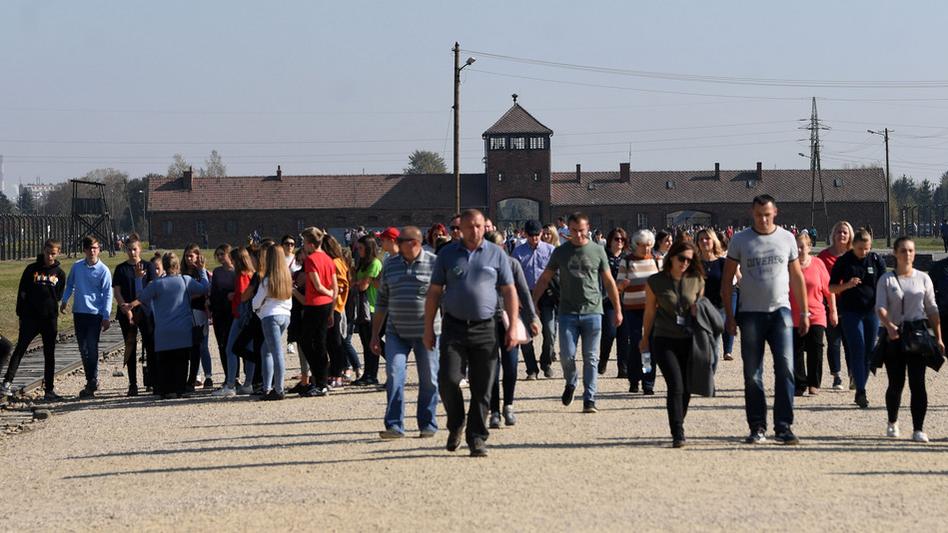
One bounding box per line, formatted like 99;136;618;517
0;194;946;457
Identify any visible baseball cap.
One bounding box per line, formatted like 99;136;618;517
380;227;401;241
524;220;543;236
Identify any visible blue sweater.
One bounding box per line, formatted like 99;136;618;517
136;270;209;352
62;259;113;320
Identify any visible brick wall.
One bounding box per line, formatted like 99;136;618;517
485;140;551;221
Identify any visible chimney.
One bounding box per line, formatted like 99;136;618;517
276;165;282;180
619;162;630;183
183;166;193;191
756;161;763;181
714;162;720;180
576;163;581;183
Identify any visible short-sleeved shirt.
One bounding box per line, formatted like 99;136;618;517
512;241;555;290
789;259;831;327
876;270;938;324
431;240;514;321
726;226;799;313
376;251;440;339
830;250;887;314
304;250;336;307
546;241;610;315
356;258;383;312
648;272;704;339
113;260;157;303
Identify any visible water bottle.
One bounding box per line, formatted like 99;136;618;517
641;351;652;374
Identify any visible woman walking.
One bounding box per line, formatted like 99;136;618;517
818;221;855;389
696;228;728;369
616;229;661;394
598;228;629;377
790;233;836;396
876;236;944;442
640;241;705;448
541;224;560;247
122;252;209;399
830;228;887;408
252;245;293;400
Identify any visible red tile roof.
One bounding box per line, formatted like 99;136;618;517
148;173;487;212
482;103;553;136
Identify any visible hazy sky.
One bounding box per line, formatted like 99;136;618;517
2;1;947;195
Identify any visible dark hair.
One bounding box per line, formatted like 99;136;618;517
567;212;589;225
893;235;914;251
605;228;628;252
853;227;873;244
214;243;232;256
752;194;776;207
125;232;141;247
655;230;672;245
281;234;296;246
181;243;204;276
660;241;705;278
43;238;61;250
322;234;344;260
356;234;379;272
230;246;254;274
81;235;99;249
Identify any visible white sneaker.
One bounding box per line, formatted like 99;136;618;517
912;430;930;443
459;378;469;388
237;383;254;395
212;385;236;398
0;382;12;397
886;422;900;438
287;343;296;355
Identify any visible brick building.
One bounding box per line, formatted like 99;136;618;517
148;100;886;248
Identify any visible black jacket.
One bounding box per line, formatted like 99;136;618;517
690;297;724;397
16;257;66;320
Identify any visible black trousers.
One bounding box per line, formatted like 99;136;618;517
793;325;826;390
885;343;928;431
117;312;143;388
233;314;264;386
211;311;234;378
302;304;333;388
158;347;190;396
357;320;384;379
653;336;692;440
439;315;498;447
3;317;57;391
327;311;348;377
491;318;518;412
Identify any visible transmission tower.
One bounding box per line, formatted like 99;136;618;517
799;97;830;236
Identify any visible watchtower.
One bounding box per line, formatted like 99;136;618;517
70;179;116;256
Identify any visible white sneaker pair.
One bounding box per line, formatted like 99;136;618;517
212;385;236;398
888;422;930;443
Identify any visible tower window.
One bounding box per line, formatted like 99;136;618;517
529;137;546;150
511;137;526;150
834;178;843;187
490;137;506;150
195;220;206;235
533;171;540;182
637;214;648;228
665;180;675;189
497;172;504;182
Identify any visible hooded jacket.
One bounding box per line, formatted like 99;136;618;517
16;255;66;320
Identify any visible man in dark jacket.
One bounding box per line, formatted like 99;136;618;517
0;239;66;400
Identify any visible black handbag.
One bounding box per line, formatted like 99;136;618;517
893;275;944;371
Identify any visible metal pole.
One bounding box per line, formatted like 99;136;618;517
453;42;461;215
884;128;892;247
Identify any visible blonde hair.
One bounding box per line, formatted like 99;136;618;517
262;245;292;300
830;221;855;250
161;252;180;275
541;224;560;246
695;228;724;257
796;232;812;247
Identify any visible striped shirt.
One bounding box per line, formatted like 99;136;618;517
617;255;662;310
376;250;441;339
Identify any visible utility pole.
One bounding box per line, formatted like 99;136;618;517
800;97;829;234
869;128;892;246
453;42;461;215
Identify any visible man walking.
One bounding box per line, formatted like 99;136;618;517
722;194;809;445
61;236;113;399
513;219;557;379
371;226;440;439
533;212;623;413
0;239;66;400
424;209;519;457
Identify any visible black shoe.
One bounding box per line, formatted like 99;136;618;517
469;441;489;458
161;393;177;400
642;387;655;396
774;429;800;445
203;378;214;389
582;401;598;414
794;388;806;397
312;386;329;397
446;428;464;452
267;391;286;401
672;437;687;448
299;384;315;397
745;427;767;444
617;368;628;380
542;366;554;379
597;361;608;375
43;390;63;402
287;382;305;394
561;384;576;406
855;390;869;409
184;384;196;393
127;385;139;397
629;382;639;393
78;387;95;400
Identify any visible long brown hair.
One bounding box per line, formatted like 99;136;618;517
263;245;292;299
660;241;705;278
181;243;204;276
230;246;254;275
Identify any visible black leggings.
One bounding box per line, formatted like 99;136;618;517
3;317;57;391
358;321;383;379
793;325;825;389
884;344;928;431
653;336;692;440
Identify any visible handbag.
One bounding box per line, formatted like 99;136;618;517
893;275;944;371
355;289;372;324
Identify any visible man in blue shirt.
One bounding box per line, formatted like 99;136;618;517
61;236;113;399
424;209;519;457
513;219;558;379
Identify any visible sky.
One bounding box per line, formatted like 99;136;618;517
2;0;948;197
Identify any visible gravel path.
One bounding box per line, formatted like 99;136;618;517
3;332;948;532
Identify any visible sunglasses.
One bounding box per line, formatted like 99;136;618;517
282;242;295;247
613;237;626;242
676;254;693;264
450;225;460;231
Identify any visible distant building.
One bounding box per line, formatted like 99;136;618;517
19;179;58;205
148;99;886;248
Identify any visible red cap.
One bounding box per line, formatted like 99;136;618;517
380;227;400;241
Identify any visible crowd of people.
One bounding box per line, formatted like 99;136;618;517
1;194;947;456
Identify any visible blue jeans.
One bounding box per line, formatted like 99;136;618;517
559;313;602;403
840;311;879;393
74;313;102;389
261;314;290;394
618;309;652;388
737;308;795;433
225;319;255;387
200;325;212;377
344;321;361;371
384;331;440;434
